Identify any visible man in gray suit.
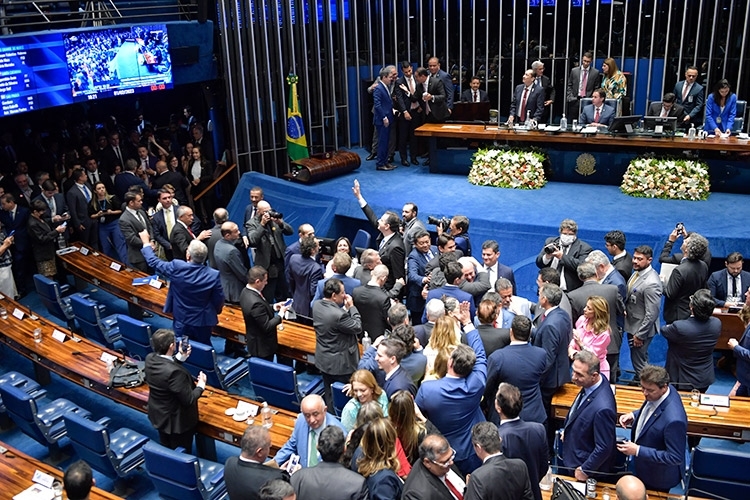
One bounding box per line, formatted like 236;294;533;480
214;222;248;304
415;67;450;123
625;246;663;379
566;51;600;119
290;426;367;500
246;200;294;301
312;278;362;407
119;191;154;319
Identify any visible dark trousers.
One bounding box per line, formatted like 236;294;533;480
321;372;350;409
606;352;620;383
159;428;195;452
174;322;213;347
541;385;561;451
374;122;391;166
398;109;423;162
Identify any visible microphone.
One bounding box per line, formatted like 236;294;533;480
72;350;105;356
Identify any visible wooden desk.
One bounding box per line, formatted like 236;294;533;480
552;383;750;441
542;475;692;500
57;245;320;363
714;309;745;350
0;295;296;457
0;441;121;500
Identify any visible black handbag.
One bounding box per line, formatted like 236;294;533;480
107;359;146;389
552;477;588;500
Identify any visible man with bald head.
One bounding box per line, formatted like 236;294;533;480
403;434;465;500
616;475;647;500
352;264;396;339
285;223;317;281
152;159;189;205
246;200;293;300
207;207;230;268
170;205;211;261
215;221;248;304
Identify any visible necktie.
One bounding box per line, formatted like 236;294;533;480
423;82;431;113
682;83;690;102
82;184;91;202
580;69;588;97
628;271;640;292
445;474;464;500
733;276;739;297
635;401;655;441
308;430;318;466
115;146;122;165
165;209;174;237
568;389;585;422
594;107;601;123
46;196;55;214
89;171;98;185
661;107;668;117
473;90;478;102
520;88;529;120
188;226;195;238
136;211;146;228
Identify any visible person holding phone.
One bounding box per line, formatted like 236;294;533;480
28;199;68;278
0;219;16;299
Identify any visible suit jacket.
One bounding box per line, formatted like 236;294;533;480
674;80;705;121
0;205;30;254
214;238;249;303
402;217;427;262
647;102;686;122
273;413;346;468
402;460;456;500
424;285;475;323
360;203;405;291
630;387;687;491
484;343;547;424
224;457;289;500
33;192;68;222
240;286;281;358
561;377;617;476
460;88;490;103
101;144;134;176
351;283;390;339
85;168;115;195
27;215;59;262
152;170;189;205
170;222;193;261
287;254;323;317
151;206;175;254
472;324;510;357
65;183;94;231
567;280;624;354
311;274;361;307
313;300;361;376
414;322;434;347
421;75;450;122
358;345;423;390
461;272;491;305
464;454;534;500
531;307;572;390
245;217;294;271
119;208;153;269
659;239;712;267
509;84;544;121
611;252;633;283
11;185;41;209
707;268;750;306
114;172;154;204
662;316;721;390
733;323;750;387
144;353;204;434
579;103;615;127
704;93;737;132
372;80;394;126
498;419;548;500
602;267;628;303
535;237;593;291
383;365;417;398
624;266;663;340
290;461;367;500
416;328;486;470
663;258;708;324
142;246;224;327
566;65;601;102
407;246;435;311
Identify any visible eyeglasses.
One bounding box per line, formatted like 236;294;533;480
430;448;456;468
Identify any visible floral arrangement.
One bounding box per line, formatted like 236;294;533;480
468;147;547;189
620;156;710;201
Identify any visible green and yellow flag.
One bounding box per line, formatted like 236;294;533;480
286;74;309;161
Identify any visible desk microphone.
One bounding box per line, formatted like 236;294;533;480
72;350;105;356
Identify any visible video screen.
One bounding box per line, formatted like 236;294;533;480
63;24;173;102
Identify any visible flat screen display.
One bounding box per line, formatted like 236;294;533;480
63;24;173;102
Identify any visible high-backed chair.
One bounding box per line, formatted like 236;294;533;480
63;412;148;479
0;383;89;454
0;371;42;428
142;440;227;500
732;99;746;132
687;440;750;499
351;229;372;259
117;315;153;360
331;381;349;417
579;97;622;118
181;341;248;391
247;357;324;411
33;274;78;329
70;294;121;347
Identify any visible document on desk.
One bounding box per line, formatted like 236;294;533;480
580;126;599;134
13;484;54;500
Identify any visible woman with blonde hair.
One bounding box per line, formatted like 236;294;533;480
423;315;460;379
568;295;612;379
601;57;627;99
88;181;124;261
340;369;388;432
357;417;404;500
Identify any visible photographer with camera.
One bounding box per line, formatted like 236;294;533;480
245;200;294;301
659;222;712;266
535;219;592;292
433;214;472;257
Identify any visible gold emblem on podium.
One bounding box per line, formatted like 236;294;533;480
575;153;596;176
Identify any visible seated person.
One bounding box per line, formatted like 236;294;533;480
460;76;490;103
704;79;737;135
579;89;615;128
646;92;686;122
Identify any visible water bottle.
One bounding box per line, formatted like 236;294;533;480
559;113;567;131
688;123;696;140
361;331;371;350
262;401;273;428
525;110;531;124
539;467;553;491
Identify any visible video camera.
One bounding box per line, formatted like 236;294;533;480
427;215;451;231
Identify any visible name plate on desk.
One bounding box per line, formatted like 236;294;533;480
110;262;122;271
79;247;89;256
149;278;162;289
51;330;67;343
701;394;730;407
31;469;55;489
12;308;24;320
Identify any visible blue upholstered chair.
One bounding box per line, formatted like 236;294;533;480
0;371;42;428
33;274;79;329
687;439;750;499
142;440;227;500
181;340;248;391
331;381;349;417
247;357;323;412
70;294;121;347
117;314;153;360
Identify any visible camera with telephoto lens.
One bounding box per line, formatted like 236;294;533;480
427;215;451;231
544;242;560;254
268;210;284;219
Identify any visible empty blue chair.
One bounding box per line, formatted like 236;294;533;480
33;274;79;329
331;381;349;417
70;294;121;347
181;341;248;390
142;440;227;500
63;411;148;479
687;440;750;499
351;229;372;258
0;383;89;454
117;314;153;360
0;371;42;428
247;357;324;412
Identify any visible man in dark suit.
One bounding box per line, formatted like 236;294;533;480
311;253;361;308
352;264;392;339
207;208;229;269
508;69;545;124
536;218;592;292
140;230;224;346
403;434;466;500
407;230;436;325
531;60;556;123
531;268;574;328
646;92;686;122
170;206;209;261
358;336;416;397
495;382;548;500
215;222;248;304
225;426;289;500
284;223;316;282
579;88;615;128
427;57;454;112
372;66;397;171
561;351;617;481
241;266;290;360
566;51;601;119
100;131;132;177
460;76;490;103
151;160;189;205
83;156;115;195
465;422;534;500
707;251;750;306
0;193;30;294
415;66;450;123
246;200;294;301
416;304;486;475
113;159;156;205
65;168;97;248
481;240;516;293
151;189;177;260
484;316;547;425
395;62;423;166
10;172;40;209
312;278;362;406
604;230;633;282
474;300;510;356
617;365;687;492
625;246;663;379
287;236;323;318
290;426;367;500
663;233;709;324
414;298;443;347
674;65;705;127
119;191;154;318
423;261;476;322
144;328;206;450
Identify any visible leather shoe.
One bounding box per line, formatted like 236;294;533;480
365;153;376;161
142;311;154;318
388;155;395;163
411;158;419;165
423;159;430;166
376;164;397;171
401;160;410;166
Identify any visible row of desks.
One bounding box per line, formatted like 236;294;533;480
0;294;296;458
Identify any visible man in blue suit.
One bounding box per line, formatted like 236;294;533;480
507;69;545;124
407;230;436;325
271;394;346;469
674;66;704;127
561;351;616;481
372;66;396;171
579;88;615;128
114;159;157;205
139;230;224;346
707;252;750;306
416;302;486;475
617;365;687;492
310;252;360;309
423;261;475;322
0;193;30;295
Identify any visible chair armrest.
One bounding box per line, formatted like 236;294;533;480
303;376;324;396
208;468;224;486
96;416;111;427
97;304;107;316
31;389;48;400
174;447;186;453
59;284;72;296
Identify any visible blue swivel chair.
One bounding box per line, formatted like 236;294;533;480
331;381;349;417
142;440;227;500
33;274;79;329
117;315;153;360
0;371;42;428
181;341;248;391
63;412;148;479
70;294;121;347
247;357;324;412
351;229;372;259
687;440;750;499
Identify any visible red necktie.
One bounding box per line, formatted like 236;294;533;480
445;477;464;500
520;88;529;120
579;69;587;97
594;107;600;123
682;83;690;102
188;227;195;238
473;90;478;102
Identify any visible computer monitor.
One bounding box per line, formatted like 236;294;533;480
450;102;491;122
609;115;643;134
643;116;678;134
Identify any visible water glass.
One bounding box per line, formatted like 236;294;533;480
0;307;7;320
691;389;700;407
571;119;579;131
33;328;42;343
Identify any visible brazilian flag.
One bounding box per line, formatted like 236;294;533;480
286;74;309;161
